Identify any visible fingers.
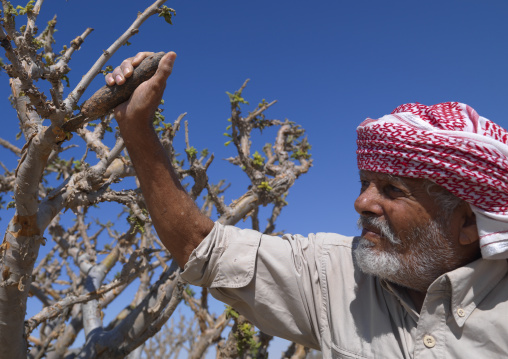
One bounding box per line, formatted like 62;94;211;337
105;51;155;86
113;51;177;126
131;52;153;67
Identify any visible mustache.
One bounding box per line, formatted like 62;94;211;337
357;216;401;245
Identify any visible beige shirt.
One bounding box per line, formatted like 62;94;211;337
181;223;508;359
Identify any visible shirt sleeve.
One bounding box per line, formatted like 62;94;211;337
181;222;326;349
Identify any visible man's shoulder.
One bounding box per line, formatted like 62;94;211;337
311;232;359;248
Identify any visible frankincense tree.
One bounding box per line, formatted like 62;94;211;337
0;1;313;358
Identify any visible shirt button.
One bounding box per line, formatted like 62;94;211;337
457;308;465;317
423;335;436;348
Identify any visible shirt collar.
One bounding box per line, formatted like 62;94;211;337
380;258;508;327
445;258;508;327
380;280;420;322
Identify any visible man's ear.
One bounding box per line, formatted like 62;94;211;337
459;204;479;246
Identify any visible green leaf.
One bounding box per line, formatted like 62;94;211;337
291;142;312;160
59;45;68;56
225;305;239;319
32;38;43;50
72;160;83;171
61;75;70;87
42;54;54;66
185;286;195;297
185;146;198;159
127;214;145;234
252;151;265;167
102;65;113;76
6;3;18;16
234;320;261;357
226;91;249;105
158;6;176;25
257;181;272;192
16;0;34;15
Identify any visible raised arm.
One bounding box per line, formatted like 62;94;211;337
108;52;214;268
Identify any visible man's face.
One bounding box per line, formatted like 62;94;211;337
353;170;480;292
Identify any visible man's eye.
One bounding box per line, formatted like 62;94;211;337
359;180;369;192
387;185;404;195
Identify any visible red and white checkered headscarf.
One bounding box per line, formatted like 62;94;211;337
357;102;508;259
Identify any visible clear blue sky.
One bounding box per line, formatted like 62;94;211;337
2;0;508;356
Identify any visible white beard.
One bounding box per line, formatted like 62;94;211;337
353;217;460;292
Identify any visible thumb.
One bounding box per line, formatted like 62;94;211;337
153;51;177;83
113;52;177;124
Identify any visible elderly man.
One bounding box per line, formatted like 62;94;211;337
108;52;508;358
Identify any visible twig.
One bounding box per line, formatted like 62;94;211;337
62;0;168;113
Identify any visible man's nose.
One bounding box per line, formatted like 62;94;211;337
354;184;383;216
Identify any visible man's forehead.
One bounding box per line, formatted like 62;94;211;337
359;170;403;181
358;170;428;187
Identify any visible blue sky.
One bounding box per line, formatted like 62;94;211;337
3;0;508;236
3;0;508;355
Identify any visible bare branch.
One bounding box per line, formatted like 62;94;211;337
62;0;168;114
0;137;21;156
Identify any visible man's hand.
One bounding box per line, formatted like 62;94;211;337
106;51;177;132
108;51;213;268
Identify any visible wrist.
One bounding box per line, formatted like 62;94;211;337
118;118;156;144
